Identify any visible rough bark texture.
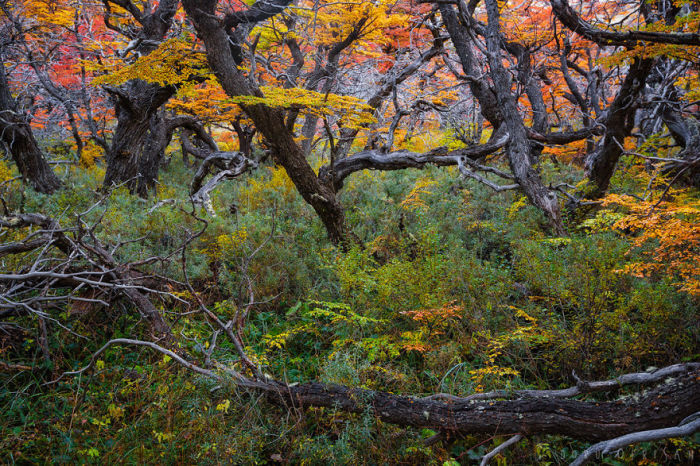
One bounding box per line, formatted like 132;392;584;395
550;0;700;46
183;0;350;245
436;3;565;233
63;335;699;446
103;82;176;195
584;58;654;198
438;4;503;131
482;0;565;234
320;135;509;191
262;366;700;441
101;0;179;195
0;54;61;193
232;117;256;157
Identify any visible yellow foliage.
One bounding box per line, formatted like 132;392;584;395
400;177;436;211
93;38;209;87
507;196;528;219
0;159;14;183
79;141;104;167
216;228;248;255
239;166;296;210
198;228;248;261
19;0;74;28
215;399;231;413
171;79;375;129
272;0;410;54
227;86;376;130
470;307;551;391
168;79;243;123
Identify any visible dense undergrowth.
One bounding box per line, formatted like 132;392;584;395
1;151;698;464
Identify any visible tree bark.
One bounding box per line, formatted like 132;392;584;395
549;0;700;47
584;58;654;198
320;135;509;191
0;54;61;194
63;336;700;446
438;4;503;131
232;116;256;157
482;0;565;234
270;366;699;441
437;3;565;233
102;79;177;196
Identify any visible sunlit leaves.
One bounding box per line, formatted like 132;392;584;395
92;38;210;87
227;86;376;129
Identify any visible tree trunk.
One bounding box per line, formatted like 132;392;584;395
438;4;503;131
0;55;61;194
101;0;179;196
232;117;256;157
584;58;654;198
269;367;699;442
482;0;565;234
102;81;175;195
136;111;168;197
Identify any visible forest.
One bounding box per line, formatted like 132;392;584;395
0;0;698;463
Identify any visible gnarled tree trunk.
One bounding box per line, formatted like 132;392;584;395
101;0;179;196
584;58;655;198
271;366;700;442
482;0;565;234
0;54;61;194
102;80;176;196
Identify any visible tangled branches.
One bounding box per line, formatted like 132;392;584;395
0;197;186;349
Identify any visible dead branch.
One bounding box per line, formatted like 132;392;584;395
53;329;700;444
550;0;700;47
480;434;523;466
571;416;700;466
189;151;258;215
0;209;176;339
423;363;700;402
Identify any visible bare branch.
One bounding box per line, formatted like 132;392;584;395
321;133;509;191
571;416;700;466
550;0;700;47
481;434;523;466
424;363;700;402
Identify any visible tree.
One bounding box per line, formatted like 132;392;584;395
99;0;180;196
1;1;699;461
182;0;352;244
550;0;700;196
0;49;61;193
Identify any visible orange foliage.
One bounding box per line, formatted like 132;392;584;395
603;190;700;298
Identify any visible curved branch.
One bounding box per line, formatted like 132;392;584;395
550;0;700;46
190;151;258;213
571;416;700;466
481;434;523;466
322;133;509;191
224;0;294;30
425;363;700;402
54;338;219;382
527;126;603;145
